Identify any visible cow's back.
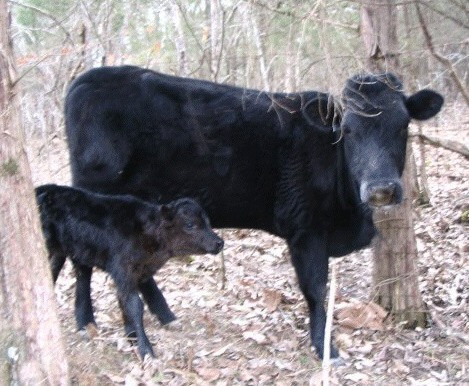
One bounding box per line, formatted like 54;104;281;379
65;66;286;232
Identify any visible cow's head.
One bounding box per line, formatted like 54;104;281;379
339;73;443;207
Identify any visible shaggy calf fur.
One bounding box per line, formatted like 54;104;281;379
35;184;223;358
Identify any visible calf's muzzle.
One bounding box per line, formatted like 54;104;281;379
205;236;224;254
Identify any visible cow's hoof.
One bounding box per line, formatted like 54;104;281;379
313;343;340;361
330;357;346;367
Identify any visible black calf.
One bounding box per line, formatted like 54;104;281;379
35;184;223;358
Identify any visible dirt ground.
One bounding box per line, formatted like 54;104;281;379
27;102;468;385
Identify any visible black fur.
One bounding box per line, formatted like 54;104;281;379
65;66;443;359
35;183;223;359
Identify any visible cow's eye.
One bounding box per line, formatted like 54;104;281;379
342;126;351;135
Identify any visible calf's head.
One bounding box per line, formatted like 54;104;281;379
340;73;443;207
159;198;224;255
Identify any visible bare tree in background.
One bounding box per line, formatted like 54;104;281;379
170;1;188;76
0;0;70;383
241;1;270;90
209;0;223;81
360;0;427;327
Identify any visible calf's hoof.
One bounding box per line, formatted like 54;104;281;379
77;322;98;340
138;343;155;360
157;311;177;326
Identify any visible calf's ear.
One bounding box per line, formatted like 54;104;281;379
406;89;444;120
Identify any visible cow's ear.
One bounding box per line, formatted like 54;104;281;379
302;93;340;133
161;204;175;221
406;89;444;120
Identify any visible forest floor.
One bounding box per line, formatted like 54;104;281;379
28;102;468;385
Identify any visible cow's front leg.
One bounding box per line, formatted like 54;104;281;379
288;232;339;360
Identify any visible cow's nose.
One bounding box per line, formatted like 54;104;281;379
367;182;399;207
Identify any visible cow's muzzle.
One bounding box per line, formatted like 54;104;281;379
360;181;403;207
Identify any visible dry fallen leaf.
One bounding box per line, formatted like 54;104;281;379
124;374;139;386
85;323;99;339
104;373;125;384
336;300;387;330
196;367;221;382
242;331;268;344
263;288;282;312
212;343;233;357
344;372;370;382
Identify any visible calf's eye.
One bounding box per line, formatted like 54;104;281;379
185;222;196;230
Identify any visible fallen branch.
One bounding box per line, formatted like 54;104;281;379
410;133;469;160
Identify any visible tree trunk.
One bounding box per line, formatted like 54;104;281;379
360;0;427;327
360;0;399;71
372;145;427;327
0;0;70;384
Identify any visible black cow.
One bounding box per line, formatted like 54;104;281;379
36;183;223;358
65;66;443;359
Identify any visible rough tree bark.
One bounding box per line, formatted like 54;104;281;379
0;0;70;384
360;0;427;327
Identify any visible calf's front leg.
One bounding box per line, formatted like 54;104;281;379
112;268;155;359
138;278;176;325
288;232;339;360
118;288;154;359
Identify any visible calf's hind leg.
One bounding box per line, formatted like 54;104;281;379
74;263;96;330
139;278;176;325
49;253;66;283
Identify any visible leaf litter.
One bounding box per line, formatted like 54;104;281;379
28;105;468;384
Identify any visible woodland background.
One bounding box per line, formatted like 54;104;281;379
2;0;468;384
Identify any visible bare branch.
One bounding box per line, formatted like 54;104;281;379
418;0;469;30
9;0;74;44
415;1;469;106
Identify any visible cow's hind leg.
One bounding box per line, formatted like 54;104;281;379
73;263;96;330
288;232;339;360
138;278;176;325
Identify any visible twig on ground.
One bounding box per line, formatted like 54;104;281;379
321;260;338;386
